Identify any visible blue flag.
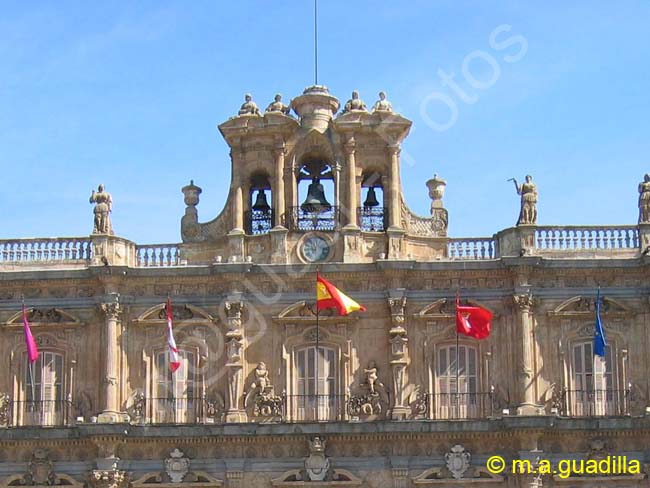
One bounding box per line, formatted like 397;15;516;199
594;289;607;357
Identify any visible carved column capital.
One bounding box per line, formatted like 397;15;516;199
343;139;356;155
99;301;122;320
386;143;401;156
513;293;535;312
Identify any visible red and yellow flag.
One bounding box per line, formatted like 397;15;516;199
316;273;366;316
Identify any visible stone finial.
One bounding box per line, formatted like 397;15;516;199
426;174;447;211
182;180;202;207
89;184;114;235
372;91;393;112
237;93;261;116
265;93;290;115
639;173;650;223
509;175;538;225
341;90;367;114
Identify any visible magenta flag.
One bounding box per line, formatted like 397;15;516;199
22;304;39;364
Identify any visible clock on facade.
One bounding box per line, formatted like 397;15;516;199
301;235;331;262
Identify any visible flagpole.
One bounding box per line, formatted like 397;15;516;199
315;265;320;420
455;290;460;416
22;296;36;411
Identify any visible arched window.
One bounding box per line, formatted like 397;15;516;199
293;161;337;231
153;349;198;423
293;345;339;421
24;351;65;426
359;171;386;231
569;341;620;416
247;172;273;234
435;344;486;419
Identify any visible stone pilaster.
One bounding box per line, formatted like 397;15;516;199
639;223;650;252
514;293;544;415
387;228;405;260
387;144;401;230
98;295;127;423
226;471;243;488
392;468;409;488
224;298;246;422
269;226;288;264
388;291;409;419
273;142;286;229
343;137;358;229
342;226;362;263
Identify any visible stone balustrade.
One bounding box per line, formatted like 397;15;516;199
135;244;180;267
447;237;497;260
534;226;639;250
0;238;92;263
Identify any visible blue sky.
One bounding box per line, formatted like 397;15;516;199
1;1;649;242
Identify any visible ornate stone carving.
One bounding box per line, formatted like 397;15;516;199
24;449;57;486
426;174;447;212
639;173;650;223
444;445;471;480
158;305;193;320
164;449;189;484
245;362;283;419
304;437;331;482
89;184;114;235
408;386;429;417
0;392;10;426
348;362;389;418
371;91;392;112
237;93;261;116
265;94;290;115
25;308;63;323
341;90;367;114
100;301;122;320
88;470;129;488
510;175;537;225
513;292;534;311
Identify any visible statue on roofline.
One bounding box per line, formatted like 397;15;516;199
89;184;113;235
509;175;538;225
265;93;290;115
341;90;367;114
638;173;650;224
238;93;261;116
372;91;393;112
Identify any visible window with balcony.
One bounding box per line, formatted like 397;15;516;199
568;342;624;416
291;345;342;421
152;349;199;423
23;351;66;426
434;344;490;419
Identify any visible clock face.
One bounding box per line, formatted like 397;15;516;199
302;235;330;263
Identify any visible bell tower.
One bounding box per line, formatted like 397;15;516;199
180;87;448;265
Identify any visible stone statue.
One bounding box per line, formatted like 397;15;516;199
341;90;367;114
638;173;650;223
252;362;269;392
372;91;393;112
89;184;113;235
238;93;261;116
364;361;379;395
265;93;290;115
510;175;538;225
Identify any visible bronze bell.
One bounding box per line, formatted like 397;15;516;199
363;187;379;208
252;189;271;212
300;177;331;213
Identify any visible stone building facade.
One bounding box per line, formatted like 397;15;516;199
1;86;650;487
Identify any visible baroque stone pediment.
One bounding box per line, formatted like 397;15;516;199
133;303;215;325
549;296;632;317
413;445;504;485
271;469;362;486
0;449;83;488
4;308;82;328
275;301;355;324
131;471;223;488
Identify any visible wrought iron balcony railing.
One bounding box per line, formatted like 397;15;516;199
6;400;75;427
289;206;340;232
138;397;219;424
561;389;630;417
358;207;388;232
428;392;494;420
245;209;274;235
282;394;348;422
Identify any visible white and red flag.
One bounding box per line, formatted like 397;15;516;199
166;298;181;372
455;295;492;340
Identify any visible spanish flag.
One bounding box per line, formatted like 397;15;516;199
316;273;366;316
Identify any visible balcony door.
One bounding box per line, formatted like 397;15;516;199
154;350;196;423
571;342;617;416
295;346;338;421
25;351;64;426
436;344;479;419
